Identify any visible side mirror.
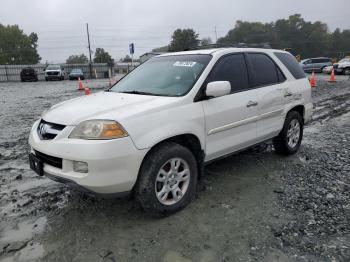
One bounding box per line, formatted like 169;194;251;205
43;68;46;71
205;81;231;98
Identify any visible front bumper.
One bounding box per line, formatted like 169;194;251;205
69;75;83;80
46;74;62;79
29;120;148;194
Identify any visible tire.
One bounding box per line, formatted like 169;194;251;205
135;142;198;216
45;78;49;81
344;68;350;75
273;111;303;156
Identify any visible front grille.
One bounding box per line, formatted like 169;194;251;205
34;150;62;169
47;71;59;75
37;120;65;140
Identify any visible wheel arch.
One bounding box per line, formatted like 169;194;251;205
133;133;205;191
288;105;305;122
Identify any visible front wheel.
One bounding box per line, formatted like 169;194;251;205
135;142;198;216
273;111;303;155
343;68;350;75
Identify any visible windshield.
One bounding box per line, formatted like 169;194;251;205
71;69;82;73
111;54;212;96
47;65;60;70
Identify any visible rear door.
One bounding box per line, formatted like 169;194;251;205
246;53;288;140
201;53;258;161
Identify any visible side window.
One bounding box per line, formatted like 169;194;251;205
207;54;249;93
247;53;281;87
274;52;306;79
277;67;286;82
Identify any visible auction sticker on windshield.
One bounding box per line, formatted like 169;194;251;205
173;61;197;67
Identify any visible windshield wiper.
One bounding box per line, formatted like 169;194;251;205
119;90;162;96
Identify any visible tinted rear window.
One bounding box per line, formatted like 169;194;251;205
274;52;306;79
247;53;282;87
22;68;34;73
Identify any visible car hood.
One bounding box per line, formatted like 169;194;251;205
42;92;178;126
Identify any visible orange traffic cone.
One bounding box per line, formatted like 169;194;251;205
78;77;83;90
309;71;316;88
328;69;336;82
84;81;90;95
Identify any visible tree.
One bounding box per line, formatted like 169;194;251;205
216;14;350;59
200;37;212;46
152;45;169;52
169;29;199;52
93;48;114;66
0;24;41;64
120;55;132;62
66;54;88;64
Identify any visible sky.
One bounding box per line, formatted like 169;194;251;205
1;0;349;63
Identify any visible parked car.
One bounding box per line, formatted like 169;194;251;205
44;65;65;81
69;68;85;80
29;48;312;215
322;65;333;74
299;57;332;73
333;57;350;75
20;67;38;82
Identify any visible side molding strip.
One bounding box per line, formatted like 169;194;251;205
207;108;283;135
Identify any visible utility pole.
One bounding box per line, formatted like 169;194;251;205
214;26;218;43
86;23;93;79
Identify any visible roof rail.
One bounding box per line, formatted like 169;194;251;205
184;42;272;51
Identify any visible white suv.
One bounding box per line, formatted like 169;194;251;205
333;57;350;75
29;48;312;215
44;65;65;81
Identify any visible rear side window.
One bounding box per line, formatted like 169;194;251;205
207;54;249;93
274;52;306;79
247;53;283;87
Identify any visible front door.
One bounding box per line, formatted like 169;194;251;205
201;53;258;161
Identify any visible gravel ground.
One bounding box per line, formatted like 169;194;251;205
0;75;349;262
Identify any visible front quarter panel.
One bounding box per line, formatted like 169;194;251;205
122;101;205;151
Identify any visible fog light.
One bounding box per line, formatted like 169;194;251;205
73;161;88;173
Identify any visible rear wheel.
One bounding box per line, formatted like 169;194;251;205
273;111;303;155
135;142;198;216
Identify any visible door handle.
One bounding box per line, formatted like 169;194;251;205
246;101;258;107
284;91;293;97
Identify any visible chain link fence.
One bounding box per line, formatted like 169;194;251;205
0;63;114;82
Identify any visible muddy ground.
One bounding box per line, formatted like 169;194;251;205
0;75;349;262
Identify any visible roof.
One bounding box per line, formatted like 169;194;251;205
156;48;289;57
140;52;166;57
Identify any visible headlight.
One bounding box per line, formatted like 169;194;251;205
69;120;128;140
